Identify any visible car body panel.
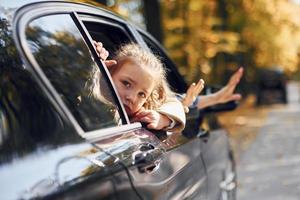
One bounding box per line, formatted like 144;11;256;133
130;136;207;199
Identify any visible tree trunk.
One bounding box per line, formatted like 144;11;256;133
143;0;163;43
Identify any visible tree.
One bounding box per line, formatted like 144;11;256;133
142;0;163;42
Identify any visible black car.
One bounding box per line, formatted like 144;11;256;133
0;1;237;199
256;68;288;105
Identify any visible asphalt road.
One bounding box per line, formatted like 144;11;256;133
237;82;300;200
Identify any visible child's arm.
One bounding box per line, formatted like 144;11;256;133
131;97;186;132
156;97;186;132
196;67;243;109
131;109;173;130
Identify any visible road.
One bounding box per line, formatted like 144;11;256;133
237;82;300;200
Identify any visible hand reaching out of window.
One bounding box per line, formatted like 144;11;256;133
195;67;244;110
93;41;117;67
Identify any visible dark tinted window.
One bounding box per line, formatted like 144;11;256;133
25;14;123;132
83;21;132;58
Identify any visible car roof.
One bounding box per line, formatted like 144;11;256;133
1;0;123;22
1;0;104;9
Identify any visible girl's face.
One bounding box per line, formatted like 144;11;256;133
112;60;155;117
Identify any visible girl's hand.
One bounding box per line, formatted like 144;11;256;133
214;67;244;104
93;41;117;67
182;79;205;107
131;109;172;130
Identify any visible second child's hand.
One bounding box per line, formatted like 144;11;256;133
195;67;244;109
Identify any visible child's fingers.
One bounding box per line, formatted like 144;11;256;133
198;79;205;87
229;67;244;85
186;79;204;102
94;41;103;49
147;122;157;129
99;48;108;60
139;116;152;123
104;60;117;67
134;110;152;118
235;67;244;83
95;41;103;48
95;43;104;57
94;41;110;60
186;83;196;96
130;115;149;123
103;49;109;59
131;116;152;125
194;79;205;94
228;94;242;102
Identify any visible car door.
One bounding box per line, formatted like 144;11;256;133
77;6;208;199
8;2;208;200
137;28;236;200
199;113;234;200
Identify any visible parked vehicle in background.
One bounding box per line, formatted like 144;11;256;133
256;68;287;105
0;1;237;199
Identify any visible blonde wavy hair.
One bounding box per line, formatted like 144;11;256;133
87;43;173;111
109;43;173;110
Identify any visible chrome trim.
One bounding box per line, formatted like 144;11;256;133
84;122;142;142
220;172;236;191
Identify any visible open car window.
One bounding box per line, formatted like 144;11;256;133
82;19;133;56
81;16;136;60
24;14;125;132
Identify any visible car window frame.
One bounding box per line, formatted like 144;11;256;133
79;14;138;60
13;2;143;141
79;12;205;147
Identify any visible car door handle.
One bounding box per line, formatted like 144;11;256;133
197;128;210;141
132;143;164;173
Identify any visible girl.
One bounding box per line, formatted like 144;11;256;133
95;42;243;115
93;42;185;132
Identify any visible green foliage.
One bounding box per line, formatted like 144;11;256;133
97;0;300;84
161;0;300;85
